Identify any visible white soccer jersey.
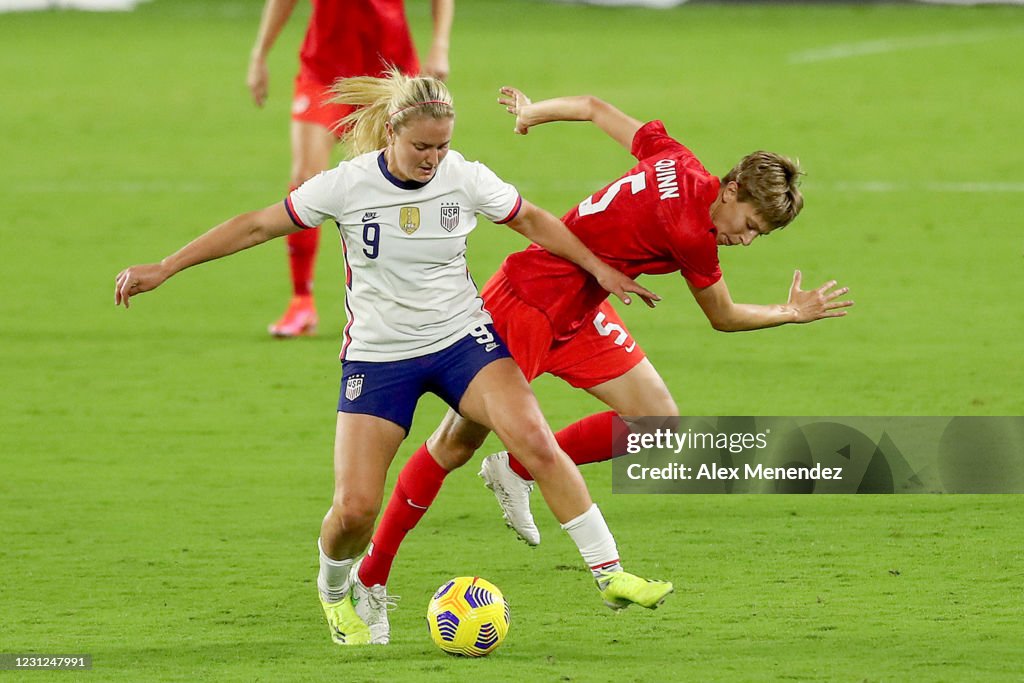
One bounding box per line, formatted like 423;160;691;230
285;150;522;362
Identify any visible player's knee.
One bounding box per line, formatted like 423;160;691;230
503;419;559;472
329;494;378;536
427;427;484;470
620;390;678;418
654;395;679;417
649;396;681;435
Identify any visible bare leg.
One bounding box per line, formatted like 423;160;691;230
289;120;335;188
426;408;492;470
456;358;591;524
320;411;406;559
583;358;678;417
356;410;490;588
507;358;680;479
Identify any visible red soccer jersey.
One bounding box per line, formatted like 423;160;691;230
299;0;420;85
502;120;722;339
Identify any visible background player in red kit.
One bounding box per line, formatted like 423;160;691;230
351;85;854;594
247;0;454;336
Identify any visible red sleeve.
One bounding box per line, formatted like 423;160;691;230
665;177;723;290
679;247;722;290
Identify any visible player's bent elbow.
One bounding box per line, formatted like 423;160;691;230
581;94;604;118
708;316;739;332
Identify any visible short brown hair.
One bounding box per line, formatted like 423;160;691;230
722;152;804;229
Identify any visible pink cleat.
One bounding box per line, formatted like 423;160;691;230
269;295;318;337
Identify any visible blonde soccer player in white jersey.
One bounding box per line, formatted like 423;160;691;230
115;70;673;646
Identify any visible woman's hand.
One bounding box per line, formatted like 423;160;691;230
422;46;450;81
498;86;536;135
247;54;269;107
594;264;661;308
115;263;171;309
785;270;853;322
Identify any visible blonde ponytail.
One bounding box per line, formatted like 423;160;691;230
329;68;455;156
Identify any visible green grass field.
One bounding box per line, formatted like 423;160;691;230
2;0;1023;680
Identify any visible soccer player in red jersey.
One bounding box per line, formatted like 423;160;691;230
247;0;454;337
353;86;853;593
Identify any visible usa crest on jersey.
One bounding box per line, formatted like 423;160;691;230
345;374;365;400
440;203;460;232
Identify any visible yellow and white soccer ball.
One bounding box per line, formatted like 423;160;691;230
426;576;510;656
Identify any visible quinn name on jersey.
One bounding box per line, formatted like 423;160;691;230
503;120;722;340
285;150;522;362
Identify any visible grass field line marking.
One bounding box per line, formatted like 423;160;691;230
8;180;277;194
513;179;1024;196
8;179;1024;195
153;2;255;18
815;181;1024;194
789;28;1024;64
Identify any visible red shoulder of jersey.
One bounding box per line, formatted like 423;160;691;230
632;120;716;189
632;120;685;160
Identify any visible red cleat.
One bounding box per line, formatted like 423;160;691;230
268;295;318;337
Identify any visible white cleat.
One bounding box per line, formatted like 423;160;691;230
349;561;399;645
479;451;540;546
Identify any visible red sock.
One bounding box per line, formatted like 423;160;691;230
358;444;449;587
286;226;320;297
508;411;627;481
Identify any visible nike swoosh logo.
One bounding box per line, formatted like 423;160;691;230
406;498;429;510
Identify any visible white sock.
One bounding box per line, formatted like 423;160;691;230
317;538;353;603
560;504;622;578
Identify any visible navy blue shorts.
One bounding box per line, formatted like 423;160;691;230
338;324;512;434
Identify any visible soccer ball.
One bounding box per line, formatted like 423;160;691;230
426;576;510;656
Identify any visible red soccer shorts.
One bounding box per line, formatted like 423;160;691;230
481;270;647;389
291;71;354;135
